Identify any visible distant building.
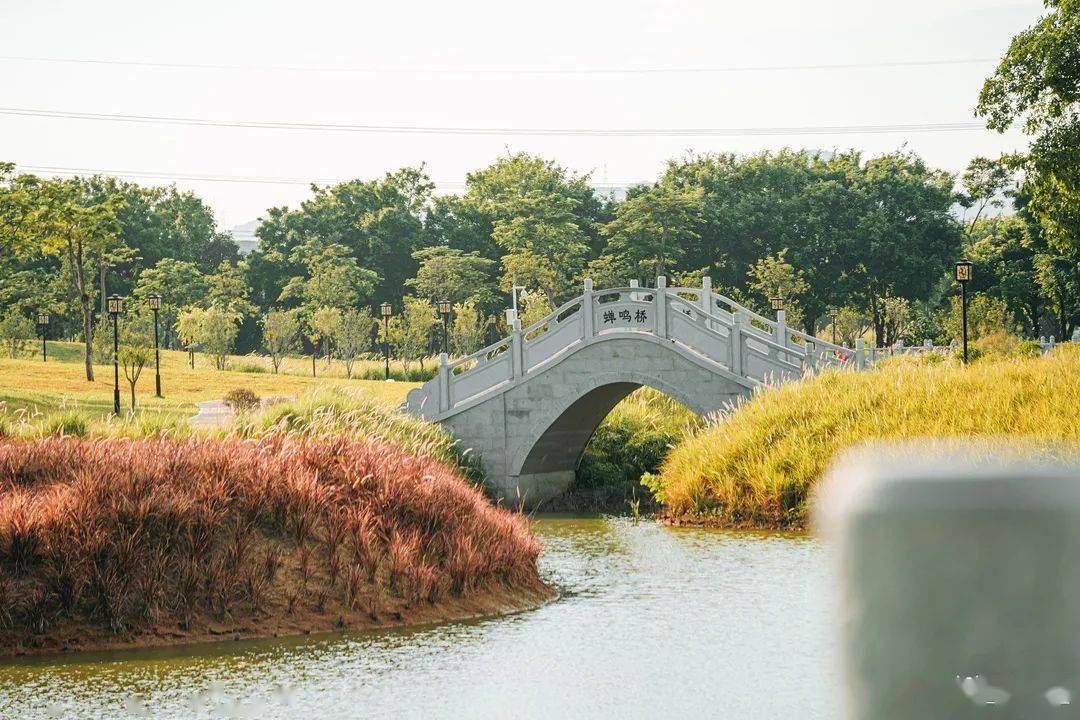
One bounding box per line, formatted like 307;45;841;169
231;219;260;255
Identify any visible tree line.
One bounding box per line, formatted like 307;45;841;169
1;1;1079;378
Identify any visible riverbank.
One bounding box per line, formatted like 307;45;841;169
0;434;550;656
649;346;1080;530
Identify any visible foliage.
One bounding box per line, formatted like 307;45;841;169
978;0;1080;251
551;388;702;513
176;306;240;370
307;306;343;363
223;387;260;413
262;309;301;373
653;346;1080;527
407;247;496;307
0;309;35;358
449;301;487;356
942;294;1018;343
744;249;809;327
384;297;437;373
132;259;206;348
599;184;704;280
337;308;375;378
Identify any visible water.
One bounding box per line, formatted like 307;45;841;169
0;517;841;719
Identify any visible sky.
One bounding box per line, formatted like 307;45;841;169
0;0;1046;230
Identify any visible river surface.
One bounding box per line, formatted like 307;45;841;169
0;517;841;719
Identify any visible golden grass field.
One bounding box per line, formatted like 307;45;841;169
0;341;415;425
650;345;1080;528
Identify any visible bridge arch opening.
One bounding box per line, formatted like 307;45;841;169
513;380;699;509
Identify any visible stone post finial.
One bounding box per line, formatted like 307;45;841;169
656;276;667;289
583;278;593;292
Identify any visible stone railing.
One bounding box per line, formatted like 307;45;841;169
406;276;863;419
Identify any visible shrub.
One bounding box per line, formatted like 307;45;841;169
235;361;268;374
549;388;701;512
223;388;260;414
655;346;1080;528
0;435;544;651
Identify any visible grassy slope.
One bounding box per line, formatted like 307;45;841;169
652;347;1080;528
0;435;548;654
0;341;414;425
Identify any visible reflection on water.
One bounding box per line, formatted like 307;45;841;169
0;517;840;719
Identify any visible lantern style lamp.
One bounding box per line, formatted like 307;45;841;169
148;294;163;397
771;294;785;312
437;300;452;356
380;303;393;381
955;260;974;364
36;311;49;362
107;295;124;415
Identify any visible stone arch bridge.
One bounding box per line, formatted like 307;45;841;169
405;277;865;507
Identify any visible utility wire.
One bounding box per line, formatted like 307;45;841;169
0;107;986;136
0;54;999;75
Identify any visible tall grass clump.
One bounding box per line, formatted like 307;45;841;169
550;388;701;512
37;409;92;438
226;388;483;481
652;345;1080;529
0;434;545;652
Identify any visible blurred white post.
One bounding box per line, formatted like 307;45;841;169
816;444;1080;719
730;311;745;376
854;338;865;370
701;276;713;331
775;309;787;347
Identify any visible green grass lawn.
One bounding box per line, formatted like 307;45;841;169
0;341;416;427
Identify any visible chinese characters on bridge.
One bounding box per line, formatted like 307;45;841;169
602;309;649;325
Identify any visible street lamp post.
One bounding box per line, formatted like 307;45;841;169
380;303;393;381
828;306;838;345
438;300;452;356
511;285;527;318
107;295;124;415
770;294;785;312
148;294;162;397
36;312;49;362
955;260;974;364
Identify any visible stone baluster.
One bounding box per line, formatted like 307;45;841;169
805;339;816;372
730;310;744;376
855;338;865;370
701;276;713;330
438;353;450;412
654;276;668;339
775;308;787;348
511;317;523;379
581;278;594;340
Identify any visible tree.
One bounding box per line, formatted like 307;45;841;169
390;297;437;374
25;177;122;381
744;250;810;328
599;184;704;280
964;216;1043;335
308;306;343;365
118;311;153;413
132;258;206;348
176;305;239;370
0;309;35;358
337;308;375;378
942;295;1017;344
407;247;496;306
262;309;301;373
282;242;377;311
978;0;1080;251
205;261;255;319
1034;245;1080;339
449;301;487;356
959;156;1014;237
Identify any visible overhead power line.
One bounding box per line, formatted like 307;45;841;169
0;106;987;137
0;54;998;75
14;164;639;189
